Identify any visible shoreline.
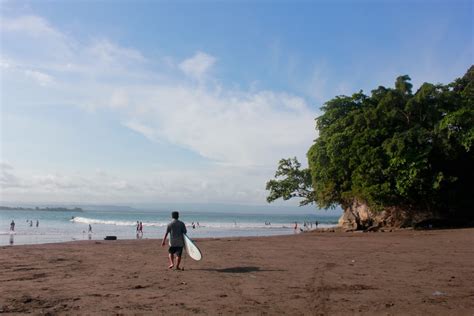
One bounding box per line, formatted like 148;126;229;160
0;224;338;247
1;228;473;314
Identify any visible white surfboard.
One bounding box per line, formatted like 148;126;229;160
184;234;202;261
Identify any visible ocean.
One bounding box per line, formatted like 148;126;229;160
0;208;339;246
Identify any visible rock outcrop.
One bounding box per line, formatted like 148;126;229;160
338;199;443;231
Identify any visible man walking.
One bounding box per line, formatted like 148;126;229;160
161;211;187;270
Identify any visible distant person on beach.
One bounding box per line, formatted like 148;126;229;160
136;221;140;233
29;220;33;227
315;221;319;228
161;211;187;270
139;222;143;234
294;222;297;230
36;220;39;227
10;220;15;231
88;224;92;233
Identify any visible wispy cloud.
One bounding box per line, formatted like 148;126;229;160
179;51;216;81
0;162;275;204
0;14;316;203
1;15;62;38
23;69;54;86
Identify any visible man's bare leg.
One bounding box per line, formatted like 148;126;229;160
175;255;182;270
168;253;174;269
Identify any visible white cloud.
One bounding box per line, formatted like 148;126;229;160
0;14;317;203
23;69;54;86
179;51;216;81
109;90;129;108
305;64;329;102
0;163;24;189
124;120;159;142
0;15;60;37
86;39;146;65
125;87;315;166
0;162;14;170
0;162;274;204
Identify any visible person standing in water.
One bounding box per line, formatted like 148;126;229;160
161;211;187;270
10;220;15;232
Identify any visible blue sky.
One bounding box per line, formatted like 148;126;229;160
0;0;472;208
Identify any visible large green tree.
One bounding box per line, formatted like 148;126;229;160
267;66;474;217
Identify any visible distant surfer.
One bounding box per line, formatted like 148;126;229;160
10;220;15;232
161;211;187;270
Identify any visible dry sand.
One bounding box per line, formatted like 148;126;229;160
1;228;473;315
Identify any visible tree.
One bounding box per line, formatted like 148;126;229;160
267;66;474;222
265;157;315;206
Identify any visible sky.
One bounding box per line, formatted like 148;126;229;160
0;0;472;210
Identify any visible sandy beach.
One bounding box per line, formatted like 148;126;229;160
0;228;473;315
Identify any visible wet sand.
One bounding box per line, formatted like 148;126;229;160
0;228;473;315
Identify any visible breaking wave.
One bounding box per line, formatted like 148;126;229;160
70;216;336;230
70;217;166;227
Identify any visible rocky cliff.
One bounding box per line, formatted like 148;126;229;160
338;199;443;231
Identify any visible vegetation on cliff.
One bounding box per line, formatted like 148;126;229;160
267;66;473;224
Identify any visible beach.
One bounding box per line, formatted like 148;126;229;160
0;209;339;246
0;228;473;315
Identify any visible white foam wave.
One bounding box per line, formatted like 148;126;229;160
71;217;167;227
69;216;336;230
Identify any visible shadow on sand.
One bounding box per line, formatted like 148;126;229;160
195;266;285;273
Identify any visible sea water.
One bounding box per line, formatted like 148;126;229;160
0;208;339;246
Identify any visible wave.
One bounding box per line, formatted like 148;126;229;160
70;217;167;227
70;216;336;229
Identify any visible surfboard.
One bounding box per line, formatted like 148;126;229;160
184;234;202;261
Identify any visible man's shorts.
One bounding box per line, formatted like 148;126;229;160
168;246;183;256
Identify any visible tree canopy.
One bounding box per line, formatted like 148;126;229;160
267;66;474;216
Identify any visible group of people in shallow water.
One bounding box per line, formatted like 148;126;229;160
294;220;319;231
9;219;40;232
136;221;144;239
135;220;201;239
